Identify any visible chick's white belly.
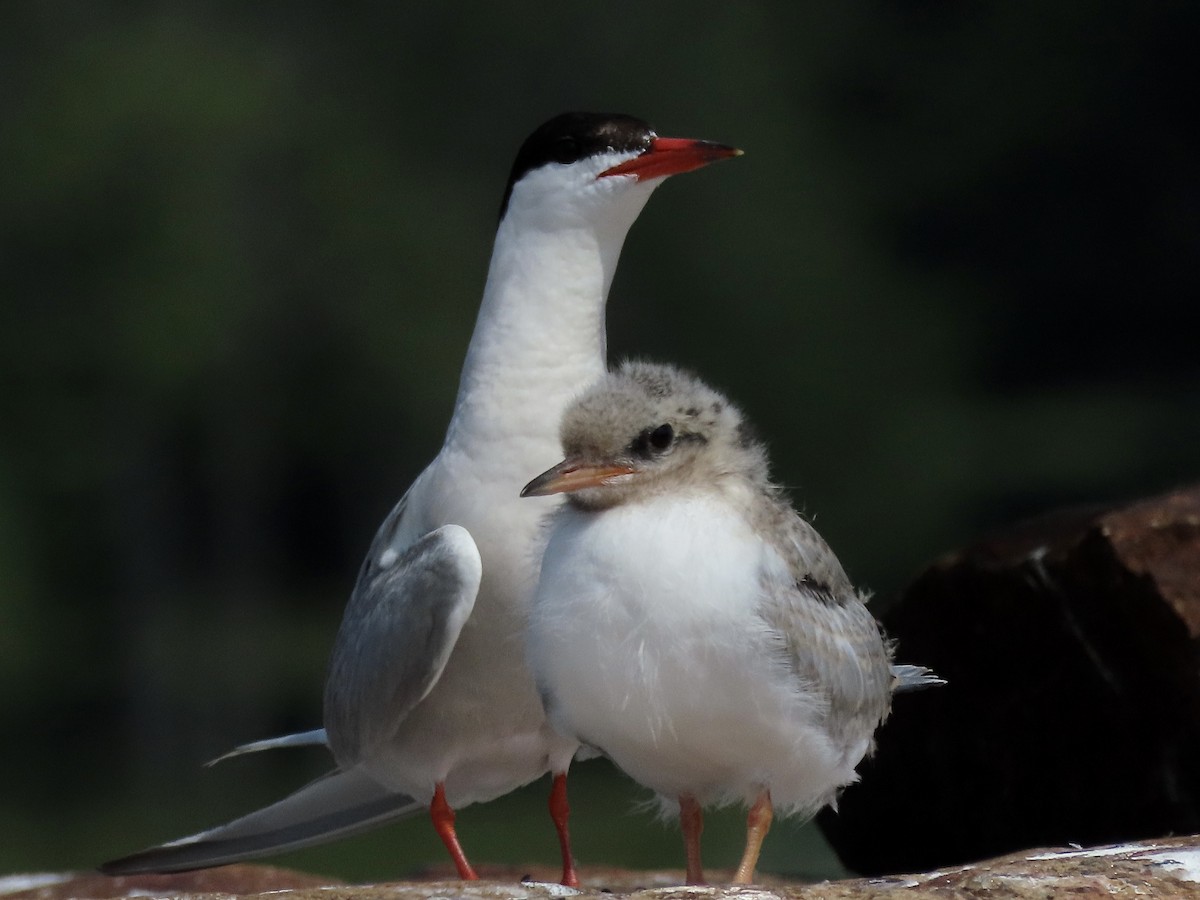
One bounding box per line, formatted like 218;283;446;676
530;497;857;814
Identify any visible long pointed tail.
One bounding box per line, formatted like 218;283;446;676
100;767;420;875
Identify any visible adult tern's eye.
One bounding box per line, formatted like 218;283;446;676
552;137;581;164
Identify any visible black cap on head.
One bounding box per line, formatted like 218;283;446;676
498;112;655;220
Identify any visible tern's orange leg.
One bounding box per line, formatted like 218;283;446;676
549;772;580;887
679;794;705;885
732;790;773;884
430;782;478;880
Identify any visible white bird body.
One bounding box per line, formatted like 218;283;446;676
533;492;866;817
522;361;942;883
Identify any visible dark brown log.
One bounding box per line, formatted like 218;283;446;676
820;483;1200;875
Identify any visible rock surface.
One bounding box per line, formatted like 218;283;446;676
0;865;339;899
4;836;1200;898
820;483;1200;874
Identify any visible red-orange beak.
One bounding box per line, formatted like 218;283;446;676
599;137;742;181
520;459;639;497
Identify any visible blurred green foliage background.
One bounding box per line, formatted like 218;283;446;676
1;0;1197;882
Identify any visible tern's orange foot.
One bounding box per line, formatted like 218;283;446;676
732;790;773;884
549;772;580;887
430;783;478;880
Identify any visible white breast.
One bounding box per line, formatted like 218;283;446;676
529;493;864;817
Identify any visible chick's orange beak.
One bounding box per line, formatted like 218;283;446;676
520;460;639;497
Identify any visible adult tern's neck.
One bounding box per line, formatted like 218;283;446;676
445;195;650;454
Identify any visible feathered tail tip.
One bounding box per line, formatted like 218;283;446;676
890;664;946;693
205;729;329;767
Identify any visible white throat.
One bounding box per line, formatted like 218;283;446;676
444;176;657;461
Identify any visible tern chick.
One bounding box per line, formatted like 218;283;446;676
523;361;942;884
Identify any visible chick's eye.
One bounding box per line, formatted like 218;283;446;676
631;423;675;458
649;423;674;450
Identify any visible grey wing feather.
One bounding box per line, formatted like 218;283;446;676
206;728;329;767
100;767;420;874
757;506;895;741
764;505;946;695
763;581;894;733
890;664;946;692
324;523;482;765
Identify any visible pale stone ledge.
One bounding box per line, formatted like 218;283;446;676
5;834;1200;899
